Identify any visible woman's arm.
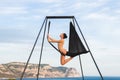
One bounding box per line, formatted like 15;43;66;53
47;35;61;43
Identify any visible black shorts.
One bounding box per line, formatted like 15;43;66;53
61;51;88;57
60;51;79;57
66;51;79;57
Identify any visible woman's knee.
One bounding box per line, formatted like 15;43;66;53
61;61;65;65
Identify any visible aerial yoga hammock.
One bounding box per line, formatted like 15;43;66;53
47;21;89;58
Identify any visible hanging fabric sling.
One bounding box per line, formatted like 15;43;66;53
48;21;89;57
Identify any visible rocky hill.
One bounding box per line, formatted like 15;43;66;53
0;62;80;78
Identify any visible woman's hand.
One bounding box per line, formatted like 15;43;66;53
47;34;60;43
47;34;51;42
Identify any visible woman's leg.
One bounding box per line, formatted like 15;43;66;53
61;49;67;55
60;55;73;65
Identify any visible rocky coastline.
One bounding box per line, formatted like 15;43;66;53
0;62;80;78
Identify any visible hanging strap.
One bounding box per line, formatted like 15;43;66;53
47;21;65;56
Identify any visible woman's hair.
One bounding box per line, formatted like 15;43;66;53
63;33;67;39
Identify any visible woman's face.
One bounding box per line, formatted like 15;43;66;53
60;33;64;39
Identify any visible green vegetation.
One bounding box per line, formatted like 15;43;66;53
8;79;16;80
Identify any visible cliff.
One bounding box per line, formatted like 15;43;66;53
0;62;80;78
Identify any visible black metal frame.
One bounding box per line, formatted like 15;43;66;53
20;16;104;80
46;16;74;19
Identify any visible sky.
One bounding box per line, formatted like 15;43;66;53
0;0;120;77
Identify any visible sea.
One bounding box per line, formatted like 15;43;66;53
17;77;120;80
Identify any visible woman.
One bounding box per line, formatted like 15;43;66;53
47;33;73;65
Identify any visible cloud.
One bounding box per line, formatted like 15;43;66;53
0;0;61;4
115;9;120;14
33;8;65;16
85;13;117;21
36;0;61;3
0;42;33;63
0;7;28;15
70;0;108;10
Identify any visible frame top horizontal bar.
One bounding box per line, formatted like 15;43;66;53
46;16;74;19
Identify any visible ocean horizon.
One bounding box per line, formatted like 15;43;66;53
17;76;120;80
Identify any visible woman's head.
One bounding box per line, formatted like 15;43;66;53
60;33;67;39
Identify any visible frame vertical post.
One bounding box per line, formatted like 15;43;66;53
74;17;104;80
72;18;84;80
20;18;46;80
37;18;48;80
